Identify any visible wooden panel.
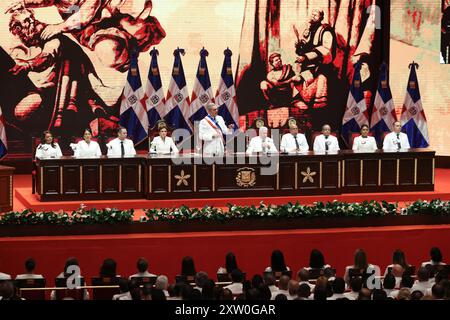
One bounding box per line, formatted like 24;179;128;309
380;159;397;186
83;165;100;194
417;158;433;185
171;165;195;193
344;159;360;187
297;162;320;190
363;159;378;187
399;158;415;186
216;165;276;192
322;161;339;189
122;164;140;193
0;175;12;212
279;162;296;190
43;166;60;195
152;165;169;193
197;165;213;192
102;164;119;193
62;165;79;195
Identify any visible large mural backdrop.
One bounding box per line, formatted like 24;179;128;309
0;0;448;157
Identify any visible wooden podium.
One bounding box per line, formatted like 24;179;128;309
0;165;14;212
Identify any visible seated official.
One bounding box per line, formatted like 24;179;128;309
280;124;309;153
106;127;136;157
313;124;340;152
15;258;44;280
352;124;377;152
149;126;178;154
199;103;234;156
246;126;278;154
383;121;410;151
35;130;63;158
71;128;102;157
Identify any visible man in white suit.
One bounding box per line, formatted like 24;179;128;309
280;124;309;152
198;103;234;156
246;126;278;154
313;124;340;152
383;121;410;151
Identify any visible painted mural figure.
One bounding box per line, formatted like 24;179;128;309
293;9;337;110
5;0;166;72
7;8;115;134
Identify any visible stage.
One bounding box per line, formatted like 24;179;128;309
12;168;450;212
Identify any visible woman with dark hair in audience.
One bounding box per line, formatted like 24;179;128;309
35;130;62;158
383;272;396;297
421;247;446;267
217;252;239;274
265;249;290;272
305;249;331;270
181;256;196;277
100;258;119;278
384;249;411;276
51;257;89;300
343;248;379;284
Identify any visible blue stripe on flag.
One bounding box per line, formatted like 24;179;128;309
402;118;429;148
407;66;421;103
120;108;148;144
148;108;161;128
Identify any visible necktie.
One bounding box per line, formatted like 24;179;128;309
325;136;329;151
396;133;401;150
293;135;300;151
121;141;125;157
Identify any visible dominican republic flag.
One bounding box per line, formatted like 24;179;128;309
341;62;369;147
189;48;214;126
400;62;429;148
119;49;149;145
370;62;397;146
216;48;239;129
164;48;192;137
144;48;165;128
0;105;7;160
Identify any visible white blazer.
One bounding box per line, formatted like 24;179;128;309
73;140;102;157
35;143;63;158
383;132;410;151
352;136;378;152
280;133;309;152
150;136;178;154
198;115;232;156
246;136;278;154
313;134;340;152
106;138;136;157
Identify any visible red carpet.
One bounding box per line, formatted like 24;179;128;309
0;225;449;286
11;168;450;212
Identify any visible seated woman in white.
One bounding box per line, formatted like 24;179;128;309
149;126;179;154
217;252;239;274
71;129;102;157
246;126;277;154
265;250;291;273
352;124;377;152
35;131;62;158
421;247;446;268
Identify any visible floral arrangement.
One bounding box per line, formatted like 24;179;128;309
0;200;449;226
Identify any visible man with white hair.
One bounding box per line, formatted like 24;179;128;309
155;275;169;297
198;103;234;156
246;126;278;154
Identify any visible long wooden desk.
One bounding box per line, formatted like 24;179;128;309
0;165;14;211
35;149;435;201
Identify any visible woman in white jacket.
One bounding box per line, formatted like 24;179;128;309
35;131;62;158
72;129;102;157
150;126;178;154
352;124;377;152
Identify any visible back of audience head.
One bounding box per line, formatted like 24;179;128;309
332;277;346;294
201;279;215;300
397;288;411;300
430;247;443;264
219;288;233;300
350;276;363;292
118;278;129;293
297;268;310;282
100;258;117;278
278;275;290;290
156;275;169;291
274;293;288;300
258;284;272;301
271;249;287;272
181;256;196;276
194;271;208;288
432;284;445;300
25;258;36;273
288;280;299;296
309;249;326;269
264;273;276;287
251;274;263;288
298;283;311;299
231;268;244;283
314;285;327;301
136;257;148;273
400;274;414;288
225;252;238;273
392;249;408;269
358;288;371;300
411;290;424;300
354;249;368;269
246;288;261;300
417;266;429;282
383;273;396;290
372;289;387;300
